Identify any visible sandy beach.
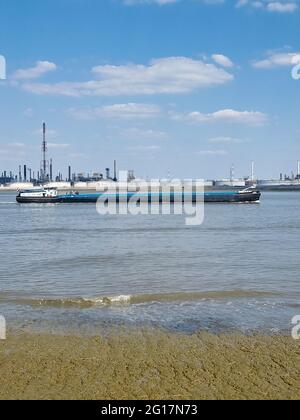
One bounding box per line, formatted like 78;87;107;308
0;330;299;400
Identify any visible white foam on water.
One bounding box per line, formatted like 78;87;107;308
83;295;132;305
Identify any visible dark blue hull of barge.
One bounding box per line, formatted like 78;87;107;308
16;191;261;204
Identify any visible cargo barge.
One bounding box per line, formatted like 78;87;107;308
16;188;261;204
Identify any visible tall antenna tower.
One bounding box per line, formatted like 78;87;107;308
40;122;49;182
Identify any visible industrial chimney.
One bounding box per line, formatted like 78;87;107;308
23;165;27;182
113;160;117;182
50;159;53;182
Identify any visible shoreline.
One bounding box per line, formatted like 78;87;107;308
0;330;299;400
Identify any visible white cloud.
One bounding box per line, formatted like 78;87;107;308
127;145;161;151
121;127;168;140
122;0;178;4
70;104;267;127
47;143;70;149
121;0;224;5
266;2;298;13
211;54;234;68
236;0;298;13
69;103;162;120
122;0;298;12
21;57;233;97
236;0;264;9
252;51;300;69
91;103;161;119
12;61;57;80
32;128;57;138
171;108;268;126
197;149;228;156
236;0;248;7
208;136;246;144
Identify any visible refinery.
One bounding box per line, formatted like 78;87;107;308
1;123;300;191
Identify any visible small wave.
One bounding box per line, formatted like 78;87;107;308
0;290;279;309
130;290;278;304
0;295;131;308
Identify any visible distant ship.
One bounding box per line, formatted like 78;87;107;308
16;187;261;204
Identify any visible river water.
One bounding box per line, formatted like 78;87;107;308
0;191;299;335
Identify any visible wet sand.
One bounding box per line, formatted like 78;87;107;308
0;330;299;400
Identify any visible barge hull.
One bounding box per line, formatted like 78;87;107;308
16;191;261;204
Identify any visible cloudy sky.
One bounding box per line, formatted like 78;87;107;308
0;0;299;179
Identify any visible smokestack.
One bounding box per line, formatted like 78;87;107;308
113;160;117;181
50;159;53;182
68;165;71;183
106;168;110;180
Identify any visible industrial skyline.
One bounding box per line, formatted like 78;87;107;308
0;122;120;185
1;120;300;186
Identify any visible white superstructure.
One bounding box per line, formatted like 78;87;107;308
18;188;58;198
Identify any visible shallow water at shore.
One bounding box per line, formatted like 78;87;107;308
0;191;299;335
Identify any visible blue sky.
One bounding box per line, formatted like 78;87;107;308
0;0;299;179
